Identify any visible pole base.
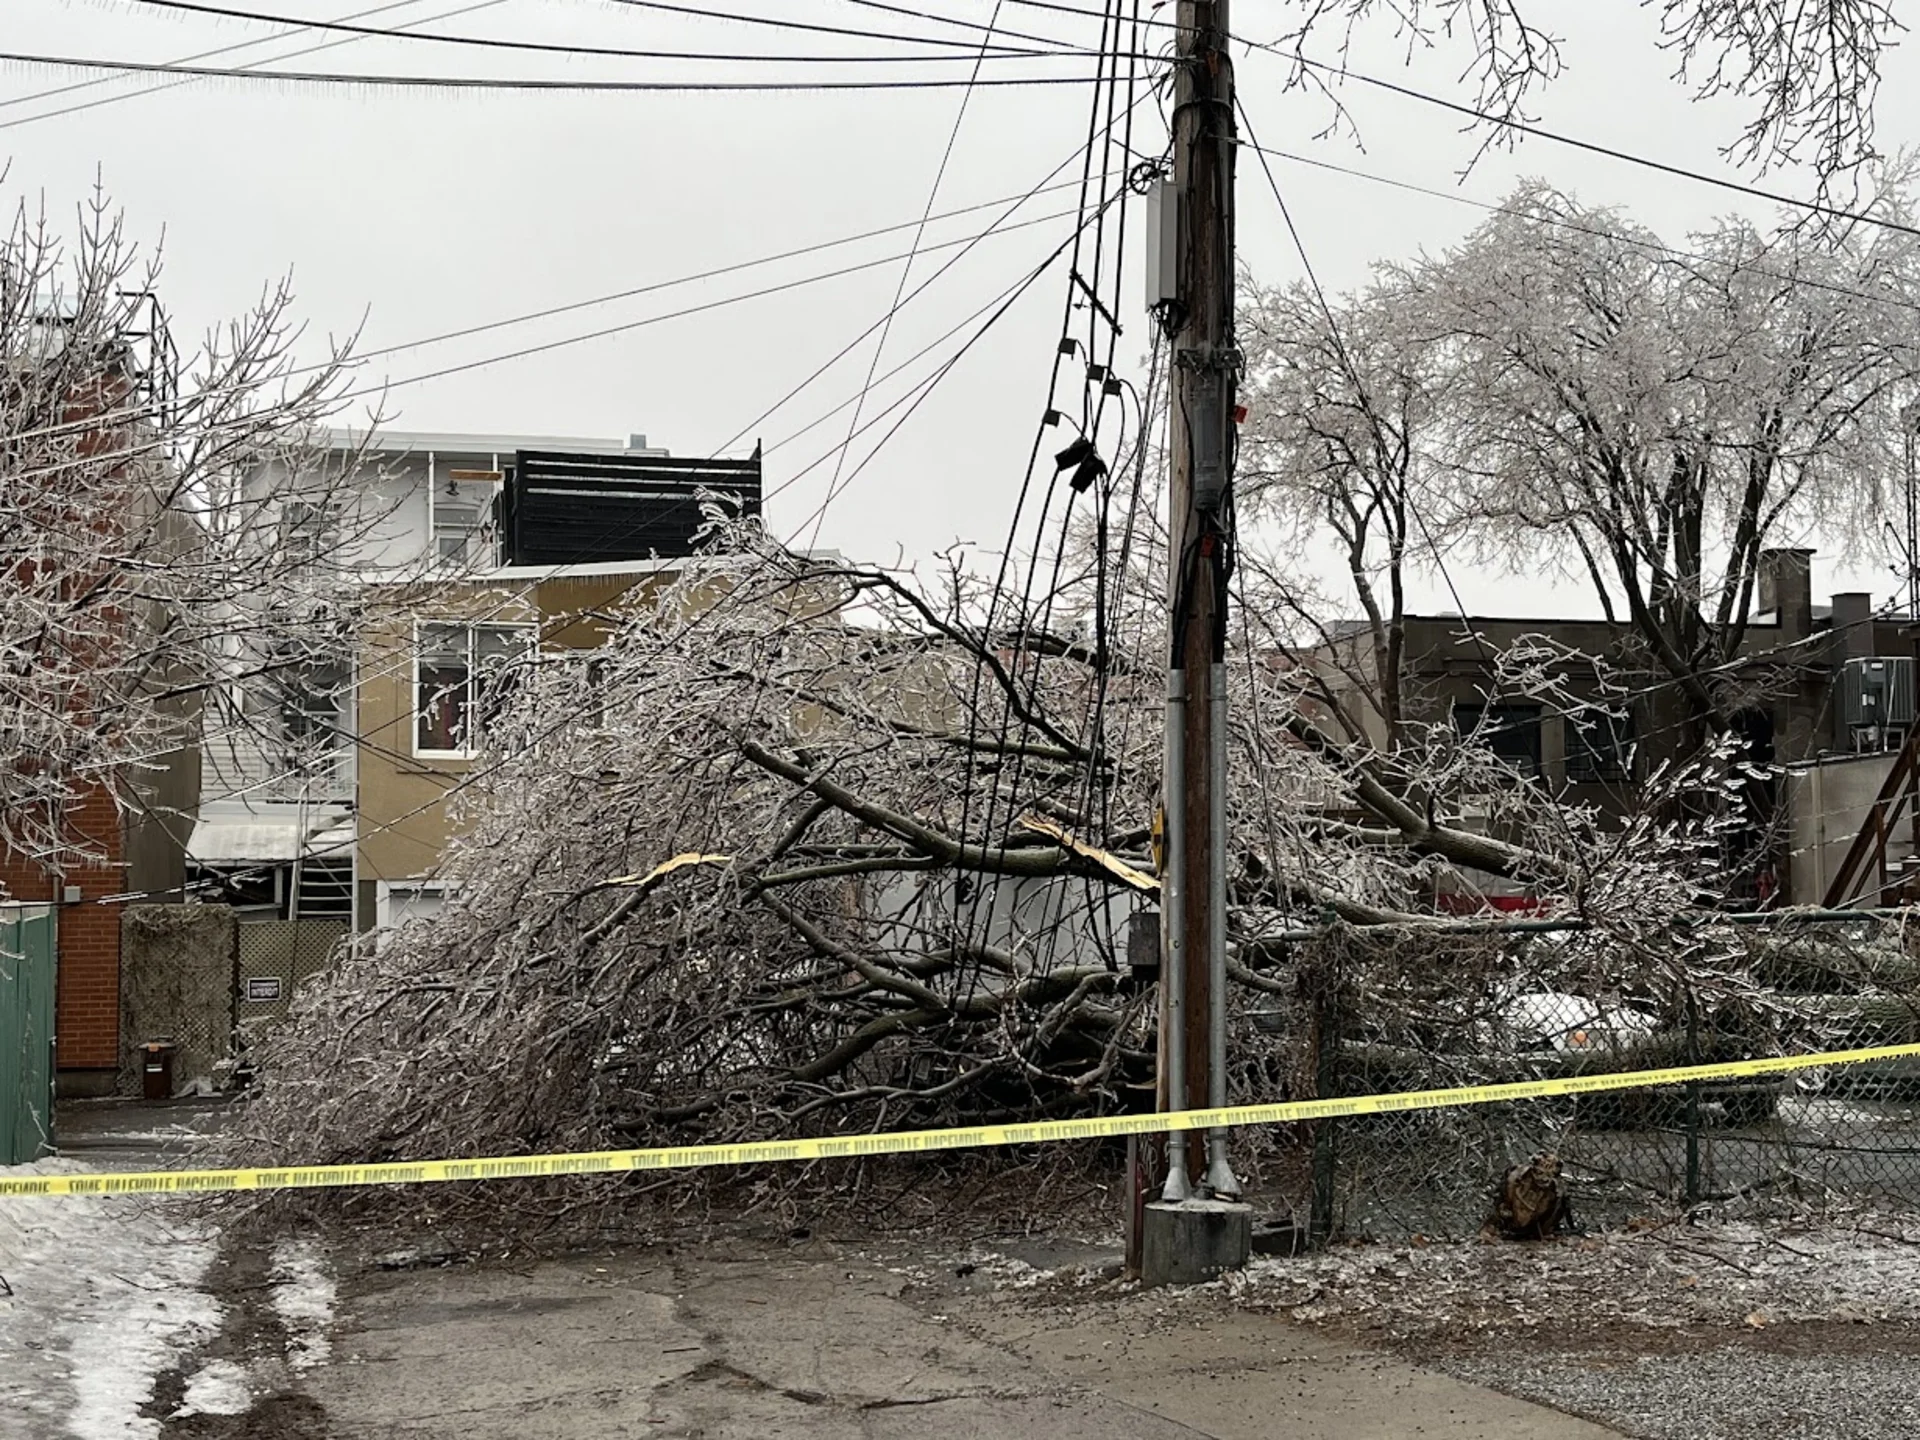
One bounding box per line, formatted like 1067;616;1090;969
1140;1198;1254;1286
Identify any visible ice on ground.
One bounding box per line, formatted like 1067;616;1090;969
0;1157;218;1439
269;1237;335;1371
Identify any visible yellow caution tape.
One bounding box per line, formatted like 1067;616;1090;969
7;1040;1919;1199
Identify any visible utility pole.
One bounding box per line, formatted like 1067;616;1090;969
1140;0;1252;1286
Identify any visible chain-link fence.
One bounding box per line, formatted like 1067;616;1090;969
120;906;350;1096
233;918;351;1084
1234;917;1920;1241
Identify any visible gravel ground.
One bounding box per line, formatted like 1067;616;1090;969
918;1215;1920;1439
1441;1339;1920;1439
1231;1217;1920;1437
1227;1214;1920;1336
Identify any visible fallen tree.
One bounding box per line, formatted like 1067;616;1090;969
228;526;1740;1216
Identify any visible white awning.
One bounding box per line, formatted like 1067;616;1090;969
307;818;356;856
188;817;305;864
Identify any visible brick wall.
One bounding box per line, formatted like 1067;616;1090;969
0;783;126;1073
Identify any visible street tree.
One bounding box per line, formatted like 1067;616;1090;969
1422;180;1920;738
1279;0;1898;194
0;186;383;872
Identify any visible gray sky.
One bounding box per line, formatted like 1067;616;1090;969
8;1;1918;617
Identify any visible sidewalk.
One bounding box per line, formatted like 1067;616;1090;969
296;1238;1616;1439
7;1102;1617;1437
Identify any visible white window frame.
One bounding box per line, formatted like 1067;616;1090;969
374;879;457;950
412;620;535;760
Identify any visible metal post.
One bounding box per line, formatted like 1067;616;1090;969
1205;660;1240;1197
1161;673;1192;1203
1142;0;1250;1281
1906;411;1918;620
1309;963;1339;1248
1158;0;1237;1200
1684;987;1702;1208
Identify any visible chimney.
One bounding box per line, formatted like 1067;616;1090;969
1757;547;1814;639
1831;591;1875;661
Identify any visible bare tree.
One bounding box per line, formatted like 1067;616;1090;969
1272;0;1901;194
1422;180;1920;738
0;185;382;872
1236;270;1457;748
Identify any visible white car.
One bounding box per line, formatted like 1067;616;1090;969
1503;990;1656;1058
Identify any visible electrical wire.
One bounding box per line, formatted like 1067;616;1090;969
805;0;1009;556
1231;137;1920;324
1001;0;1920;238
0;0;510;131
711;82;1158;460
118;0;1075;61
0;49;1111;91
603;0;1075;51
2;176;1097;455
0;0;431;111
1290;53;1920;242
837;0;1079;50
0;202;1092;491
947;0;1137;981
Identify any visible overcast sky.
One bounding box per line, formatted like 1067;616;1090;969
8;1;1918;617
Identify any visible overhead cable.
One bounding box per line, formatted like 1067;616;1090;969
0;49;1112;91
119;0;1071;61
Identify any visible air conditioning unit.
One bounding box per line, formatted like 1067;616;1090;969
1839;656;1917;751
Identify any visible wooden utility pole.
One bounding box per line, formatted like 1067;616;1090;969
1157;0;1240;1212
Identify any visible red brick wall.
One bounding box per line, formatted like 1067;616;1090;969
0;784;125;1071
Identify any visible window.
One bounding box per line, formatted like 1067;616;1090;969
280;500;338;565
272;659;350;776
1567;707;1635;783
414;622;532;757
1454;702;1543;778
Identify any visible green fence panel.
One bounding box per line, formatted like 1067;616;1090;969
0;906;57;1167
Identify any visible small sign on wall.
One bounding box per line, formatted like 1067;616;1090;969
244;976;284;1003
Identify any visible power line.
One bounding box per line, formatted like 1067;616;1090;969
340;208;1085;400
604;0;1089;53
806;0;1010;555
0;0;430;110
0;48;1110;91
118;0;1074;61
1;205;1086;491
711;82;1155;458
837;0;1080;50
1234;136;1920;323
0;0;510;131
1006;0;1920;237
1;176;1093;454
946;0;1138;958
1290;54;1920;242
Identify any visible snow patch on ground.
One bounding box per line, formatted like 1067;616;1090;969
269;1237;335;1371
176;1358;252;1418
0;1157;218;1438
